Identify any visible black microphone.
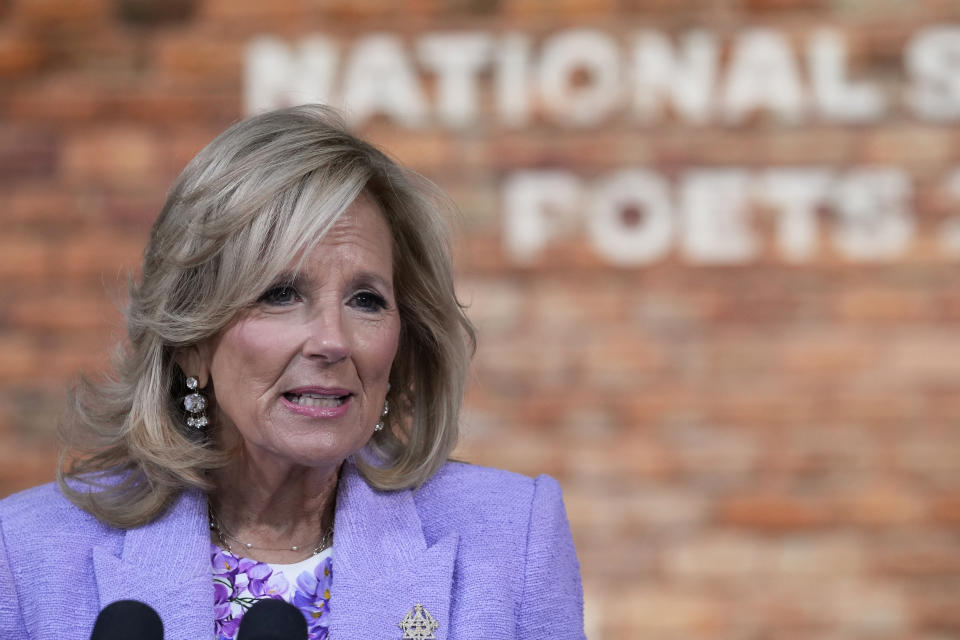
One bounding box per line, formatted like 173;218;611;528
237;598;308;640
89;600;163;640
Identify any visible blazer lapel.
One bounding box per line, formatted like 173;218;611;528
89;466;458;640
92;488;214;640
330;461;459;640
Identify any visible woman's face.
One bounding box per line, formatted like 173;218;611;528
200;194;400;471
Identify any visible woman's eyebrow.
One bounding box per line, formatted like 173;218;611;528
270;270;306;286
352;271;394;291
270;270;392;293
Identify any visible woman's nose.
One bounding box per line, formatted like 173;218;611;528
301;310;350;363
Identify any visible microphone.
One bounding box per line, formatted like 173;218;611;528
89;600;163;640
237;598;308;640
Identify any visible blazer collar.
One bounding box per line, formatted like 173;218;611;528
330;460;459;640
92;488;214;640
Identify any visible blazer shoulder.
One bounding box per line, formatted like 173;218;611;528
416;461;534;509
413;461;566;537
0;481;113;548
412;462;584;637
422;460;537;489
1;481;71;519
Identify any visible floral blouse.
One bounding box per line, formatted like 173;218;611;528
210;543;333;640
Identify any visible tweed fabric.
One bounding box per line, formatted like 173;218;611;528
0;461;585;639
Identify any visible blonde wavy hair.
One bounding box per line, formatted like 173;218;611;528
58;105;476;528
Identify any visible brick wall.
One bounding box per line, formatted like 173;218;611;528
2;1;960;638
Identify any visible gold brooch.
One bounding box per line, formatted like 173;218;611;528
398;603;439;640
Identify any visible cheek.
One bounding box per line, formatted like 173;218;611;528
383;320;402;366
358;321;401;376
210;320;295;388
382;321;401;362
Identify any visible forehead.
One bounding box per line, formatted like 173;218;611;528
297;193;394;276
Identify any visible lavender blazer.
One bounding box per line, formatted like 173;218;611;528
0;460;584;639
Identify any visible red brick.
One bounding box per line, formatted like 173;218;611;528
489;131;639;170
601;586;726;635
13;0;108;22
152;34;243;84
0;31;47;76
837;484;928;527
0;446;57;497
2;188;78;224
199;0;325;23
1;79;103;123
0;127;58;181
455;276;525;334
0;336;40;382
663;533;864;579
0;236;53;279
0;332;113;384
929;496;960;525
874;537;960;577
99;91;237;127
894;440;960;485
745;0;825;9
164;127;225;173
912;596;960;633
365;127;458;173
777;330;872;373
61;128;162;186
54;231;145;277
7;295;119;331
717;495;835;530
115;0;198;25
859;126;956;169
836;288;938;322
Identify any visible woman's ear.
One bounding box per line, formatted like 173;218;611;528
174;344;211;388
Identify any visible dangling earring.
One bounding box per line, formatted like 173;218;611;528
374;399;389;432
183;376;209;430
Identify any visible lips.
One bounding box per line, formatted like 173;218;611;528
281;387;353;418
283;392;349;408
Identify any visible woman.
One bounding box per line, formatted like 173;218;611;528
0;105;584;639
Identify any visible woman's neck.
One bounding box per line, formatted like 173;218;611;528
208;458;341;564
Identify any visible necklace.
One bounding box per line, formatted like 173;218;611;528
208;503;334;556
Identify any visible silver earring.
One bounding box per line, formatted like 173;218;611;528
183;376;209;430
374;399;389;432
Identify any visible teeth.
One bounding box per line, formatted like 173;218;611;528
288;394;346;408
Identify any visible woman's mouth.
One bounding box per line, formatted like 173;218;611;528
283;392;349;408
281;389;353;419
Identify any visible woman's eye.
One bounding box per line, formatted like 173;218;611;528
258;285;300;306
351;291;387;312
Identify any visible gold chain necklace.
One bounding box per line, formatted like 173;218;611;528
208;503;333;556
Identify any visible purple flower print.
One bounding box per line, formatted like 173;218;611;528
213;580;233;620
216;617;241;640
246;561;290;598
212;544;240;638
212;547;240;580
214;580;242;639
292;556;333;638
211;543;331;640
